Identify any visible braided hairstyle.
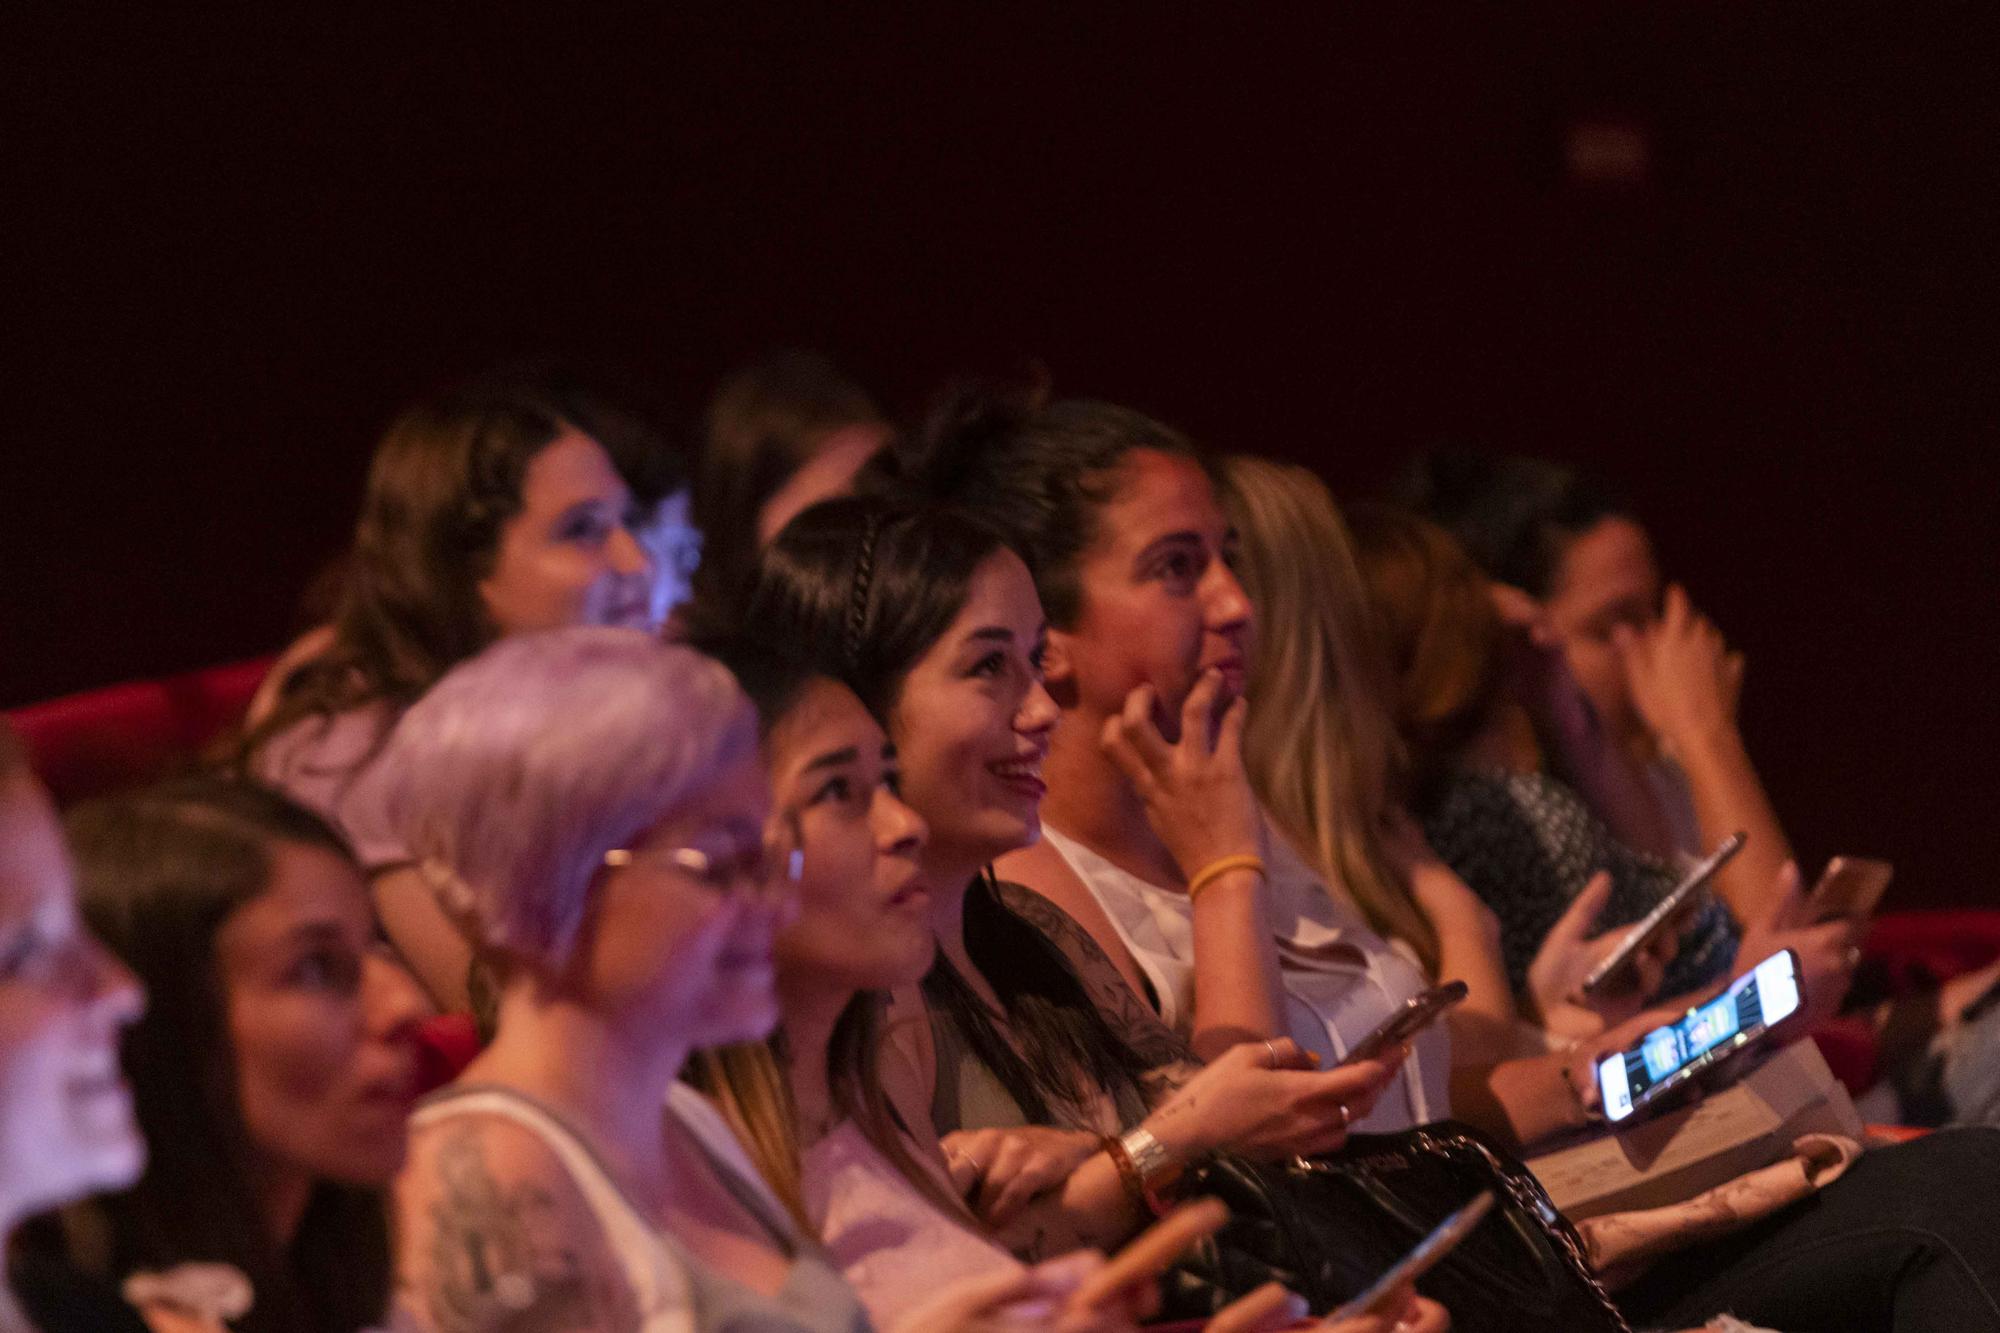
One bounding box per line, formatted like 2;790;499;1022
740;494;1157;1130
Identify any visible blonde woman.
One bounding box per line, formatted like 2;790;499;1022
1219;455;1652;1051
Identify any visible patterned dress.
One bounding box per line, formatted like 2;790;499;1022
1421;768;1739;1004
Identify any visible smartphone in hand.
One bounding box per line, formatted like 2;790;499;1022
1342;981;1469;1067
1580;831;1746;998
1596;948;1804;1124
1805;856;1893;925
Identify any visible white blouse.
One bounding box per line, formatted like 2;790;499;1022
1039;821;1449;1131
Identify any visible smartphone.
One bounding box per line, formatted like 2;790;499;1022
1342;981;1470;1066
1072;1197;1231;1309
1806;856;1894;925
1596;948;1803;1124
1579;831;1747;997
1324;1191;1495;1322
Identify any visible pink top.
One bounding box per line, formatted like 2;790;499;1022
253;703;410;870
801;1121;1020;1328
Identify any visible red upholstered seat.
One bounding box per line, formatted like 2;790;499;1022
1813;908;2000;1095
5;655;276;803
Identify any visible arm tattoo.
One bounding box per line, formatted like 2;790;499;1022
419;1127;639;1333
995;881;1197;1075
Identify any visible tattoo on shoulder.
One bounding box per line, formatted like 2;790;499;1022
996;881;1195;1071
416;1126;641;1333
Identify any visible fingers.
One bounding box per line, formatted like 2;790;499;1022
1551;872;1614;949
1399;1294;1452;1333
1239;1035;1317;1071
1100;686;1172;788
940;1131;986;1197
1180;668;1222;755
886;1263;1040;1333
1213;691;1248;759
1762;859;1807;931
981;1144;1063;1227
1203;1281;1309;1333
1662;583;1691;630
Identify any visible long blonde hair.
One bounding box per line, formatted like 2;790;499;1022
1221;456;1442;977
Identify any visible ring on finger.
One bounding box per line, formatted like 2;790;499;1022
1335;1102;1351;1130
1262;1038;1282;1068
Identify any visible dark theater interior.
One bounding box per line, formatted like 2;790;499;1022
6;12;2000;1332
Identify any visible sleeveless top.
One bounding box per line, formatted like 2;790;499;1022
1421;769;1739;1002
1038;823;1449;1131
802;1120;1021;1329
410;1085;869;1333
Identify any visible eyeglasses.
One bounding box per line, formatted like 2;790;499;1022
602;815;803;900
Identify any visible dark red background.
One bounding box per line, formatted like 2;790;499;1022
5;10;1996;906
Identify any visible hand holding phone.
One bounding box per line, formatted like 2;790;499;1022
1069;1198;1231;1312
1596;948;1804;1123
1805;856;1893;925
1580;832;1746;997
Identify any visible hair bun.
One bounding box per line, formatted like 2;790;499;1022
871;374;1050;503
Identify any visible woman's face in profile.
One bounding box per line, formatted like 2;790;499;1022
220;840;430;1189
768;678;934;996
889;549;1058;876
587;748;790;1049
478;428;661;637
1050;449;1254;738
0;774;144;1218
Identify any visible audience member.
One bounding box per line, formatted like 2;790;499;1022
689;638;1230;1333
730;497;1407;1288
1397;448;1788;924
1221;455;1661;1050
50;778;427;1333
688;350;889;618
0;725;146;1333
875;386;1458;1123
239;367;685;1012
374;628;1157;1332
1346;503;1856;1030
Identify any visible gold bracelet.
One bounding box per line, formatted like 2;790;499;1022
1186;853;1265;899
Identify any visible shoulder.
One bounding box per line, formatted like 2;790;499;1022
991;879;1188;1069
394;1105;650;1333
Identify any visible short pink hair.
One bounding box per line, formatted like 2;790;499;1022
372;628;757;969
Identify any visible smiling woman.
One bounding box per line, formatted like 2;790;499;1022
0;724;146;1332
235;366;685;1014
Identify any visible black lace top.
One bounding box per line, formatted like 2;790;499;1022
1421;768;1739;1003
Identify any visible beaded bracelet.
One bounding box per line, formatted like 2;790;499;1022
1186;853;1266;900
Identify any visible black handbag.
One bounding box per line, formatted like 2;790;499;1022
1159;1120;1631;1332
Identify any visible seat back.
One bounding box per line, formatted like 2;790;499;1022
6;656;276;803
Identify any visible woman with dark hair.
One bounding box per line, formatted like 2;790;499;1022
684;636;1255;1333
1343;504;2000;1331
47;776;428;1333
1393;447;1793;927
728;496;1415;1279
687;350;889;618
1344;504;1854;1037
0;723;148;1333
239;365;686;1012
869;387;1457;1128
